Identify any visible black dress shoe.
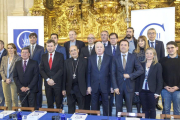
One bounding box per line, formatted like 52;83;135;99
156;104;162;110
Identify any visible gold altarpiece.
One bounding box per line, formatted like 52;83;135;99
29;0;180;44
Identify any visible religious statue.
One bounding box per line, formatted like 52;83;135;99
120;0;134;27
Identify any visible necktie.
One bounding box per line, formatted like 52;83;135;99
122;55;126;70
31;45;34;58
23;61;27;72
104;43;106;47
113;46;116;56
98;56;102;71
89;47;92;55
49;53;53;69
150;42;154;48
0;52;1;58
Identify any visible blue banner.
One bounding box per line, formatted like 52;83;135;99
13;29;39;55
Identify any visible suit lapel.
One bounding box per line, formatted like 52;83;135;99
9;55;16;72
117;54;123;70
100;54;107;71
78;58;82;73
51;52;57;70
155;40;158;51
56;45;60;52
147;62;154;78
85;46;89;56
76;40;79;49
44;53;50;70
125;53;131;71
94;55;99;71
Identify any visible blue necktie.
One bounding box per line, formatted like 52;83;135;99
0;52;1;58
151;42;154;48
113;46;116;56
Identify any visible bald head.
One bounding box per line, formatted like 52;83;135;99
95;42;105;55
69;45;79;59
87;34;95;45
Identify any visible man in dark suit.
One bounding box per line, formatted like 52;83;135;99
101;30;111;47
64;30;85;59
27;33;44;109
0;40;7;106
147;28;165;110
62;45;87;113
104;33;120;116
147;28;165;61
112;39;144;113
80;34;96;59
40;40;64;109
124;27;137;53
45;33;66;60
80;34;96;110
13;47;39;107
87;42;111;116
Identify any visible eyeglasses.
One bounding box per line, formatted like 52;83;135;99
87;37;95;40
167;47;175;50
148;32;156;35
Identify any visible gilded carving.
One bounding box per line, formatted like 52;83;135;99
29;0;180;43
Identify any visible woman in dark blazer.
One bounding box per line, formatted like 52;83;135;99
136;47;163;119
0;43;21;110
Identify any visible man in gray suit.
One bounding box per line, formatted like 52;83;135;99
0;40;7;106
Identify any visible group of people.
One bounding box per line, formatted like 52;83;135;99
0;27;179;119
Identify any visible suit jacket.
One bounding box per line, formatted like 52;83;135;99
28;44;44;65
80;46;96;58
13;59;39;94
148;40;165;61
40;52;64;88
0;48;7;80
45;45;66;60
111;53;144;93
64;40;85;59
63;57;87;96
102;41;111;47
88;54;112;93
136;62;163;94
0;55;21;82
104;45;120;57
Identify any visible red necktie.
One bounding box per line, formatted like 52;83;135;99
49;53;52;69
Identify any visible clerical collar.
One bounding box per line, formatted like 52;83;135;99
73;57;78;60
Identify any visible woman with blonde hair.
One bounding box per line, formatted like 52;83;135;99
133;35;149;62
0;43;21;110
136;47;163;118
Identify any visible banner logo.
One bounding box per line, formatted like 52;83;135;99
140;23;165;39
13;29;38;55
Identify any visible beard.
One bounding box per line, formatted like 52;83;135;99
126;34;132;39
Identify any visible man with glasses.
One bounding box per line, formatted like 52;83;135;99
80;34;96;110
101;31;111;47
80;34;96;59
105;33;120;116
159;41;180;115
64;30;85;59
147;28;165;61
